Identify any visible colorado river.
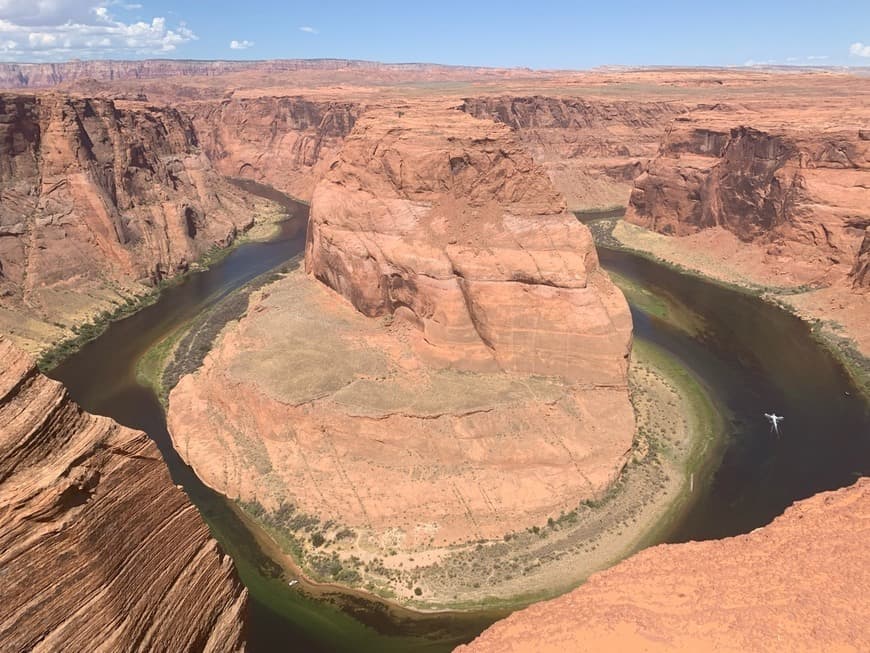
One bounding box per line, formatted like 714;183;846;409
48;192;870;651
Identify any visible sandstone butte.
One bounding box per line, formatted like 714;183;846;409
0;92;270;353
166;101;635;600
457;477;870;653
0;336;247;651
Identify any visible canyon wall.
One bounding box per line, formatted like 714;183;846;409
0;337;247;651
0;93;264;351
460;96;685;211
626;110;870;283
852;229;870;288
457;477;870;653
185;97;361;201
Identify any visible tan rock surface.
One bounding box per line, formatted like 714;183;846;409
169;270;633;547
0;337;247;652
626;105;870;288
305;102;633;384
168;102;635;603
457;477;870;653
0;93;268;352
185;96;361;201
460;96;685;211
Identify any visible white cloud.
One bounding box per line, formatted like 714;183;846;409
229;39;253;50
298;26;318;34
0;0;196;60
807;55;829;61
849;42;870;57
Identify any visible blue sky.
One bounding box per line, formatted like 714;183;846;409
1;0;869;68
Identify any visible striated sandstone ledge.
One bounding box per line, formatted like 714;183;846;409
457;478;870;653
0;337;248;651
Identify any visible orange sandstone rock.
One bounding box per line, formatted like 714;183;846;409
457;478;870;653
0;337;248;651
167;102;635;602
305;102;633;384
0;93;264;350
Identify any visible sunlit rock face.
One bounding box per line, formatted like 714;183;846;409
0;337;248;652
626;110;870;282
306;102;633;383
186;96;361;202
460;95;686;211
0;93;260;350
167;101;635;602
457;478;870;653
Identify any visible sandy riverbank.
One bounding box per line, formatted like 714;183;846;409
605;219;870;396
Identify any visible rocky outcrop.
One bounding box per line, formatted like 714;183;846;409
306;102;633;382
167;102;635;603
0;337;247;651
852;228;870;288
0;93;264;350
185;97;361;201
626;111;870;279
461;96;685;210
457;478;870;653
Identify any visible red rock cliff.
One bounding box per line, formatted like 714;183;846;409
0;93;262;348
305;102;632;383
0;337;248;651
461;96;685;210
457;478;870;653
626;110;870;281
185;96;360;201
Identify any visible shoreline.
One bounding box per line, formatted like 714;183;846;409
590;217;870;400
33;193;288;373
154;283;723;613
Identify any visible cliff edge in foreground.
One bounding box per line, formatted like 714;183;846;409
0;337;247;652
458;477;870;653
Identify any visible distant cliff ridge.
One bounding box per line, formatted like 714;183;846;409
0;59;530;89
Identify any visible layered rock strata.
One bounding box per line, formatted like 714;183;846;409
306;103;633;383
168;103;634;601
461;96;685;211
0;337;247;651
457;477;870;653
186;97;361;201
0;93;264;350
626;109;870;283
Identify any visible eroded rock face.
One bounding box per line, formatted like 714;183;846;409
0;337;247;652
0;93;261;349
186;97;361;201
852;228;870;288
461;96;685;211
168;102;635;602
306;103;633;383
626;112;870;279
457;478;870;653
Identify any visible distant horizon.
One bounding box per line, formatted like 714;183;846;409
0;1;868;69
1;56;869;74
